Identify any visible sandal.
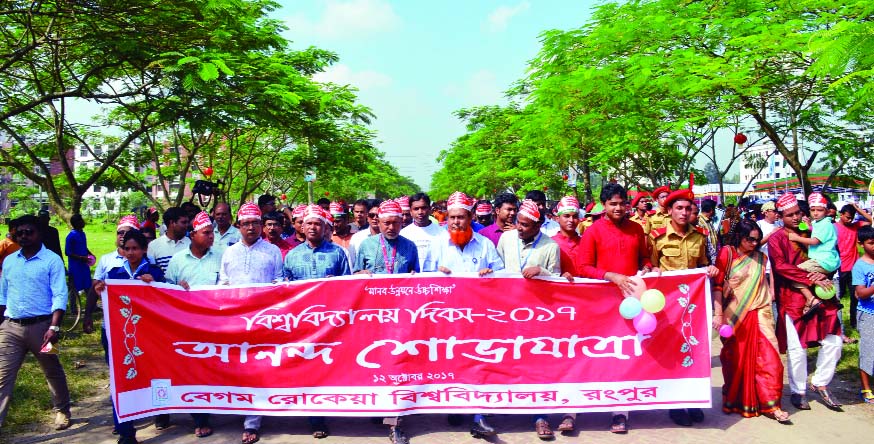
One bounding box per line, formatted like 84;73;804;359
195;426;214;438
535;419;554;440
557;416;575;432
312;424;329;439
763;409;791;424
809;384;843;410
861;389;874;403
242;428;260;444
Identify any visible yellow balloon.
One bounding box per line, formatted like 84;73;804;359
640;289;666;313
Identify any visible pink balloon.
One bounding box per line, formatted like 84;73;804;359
632;311;657;334
623;275;647;298
719;324;733;338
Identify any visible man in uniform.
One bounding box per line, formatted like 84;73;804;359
628;192;650;229
644;185;671;235
649;187;718;426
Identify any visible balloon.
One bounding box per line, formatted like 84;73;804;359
799;221;809;231
280;194;287;200
203;167;213;177
623;276;647;298
719;324;733;338
619;297;643;320
633;311;657;334
734;133;748;145
815;285;836;300
640;289;666;313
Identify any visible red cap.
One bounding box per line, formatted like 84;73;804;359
652;186;671;200
664;189;694;208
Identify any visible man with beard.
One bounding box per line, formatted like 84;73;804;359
330;202;354;250
212;202;241;257
650;188;718;427
644;185;671;235
355;200;418;275
478;193;519;247
218;202;283;444
421;191;503;438
769;193;844;412
551;196;582;280
576;183;653;434
262;211;294;259
164;211;221;437
400;193;443;272
496;200;563;439
147;207;190;274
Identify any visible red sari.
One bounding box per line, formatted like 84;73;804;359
714;246;784;417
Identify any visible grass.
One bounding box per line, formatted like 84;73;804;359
1;222;118;433
832;293;860;377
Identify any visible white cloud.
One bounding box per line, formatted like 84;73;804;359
313;64;393;90
443;69;505;106
285;0;401;41
484;1;530;33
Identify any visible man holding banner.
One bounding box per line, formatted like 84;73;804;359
577;183;654;434
219;202;283;444
165;211;221;438
423;191;504;438
650;187;718;427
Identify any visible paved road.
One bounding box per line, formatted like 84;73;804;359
8;339;874;444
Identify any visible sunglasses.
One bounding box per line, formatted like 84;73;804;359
367;213;379;218
744;236;761;243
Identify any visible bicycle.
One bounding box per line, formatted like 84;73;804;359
65;275;83;332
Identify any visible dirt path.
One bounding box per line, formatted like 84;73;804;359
7;338;874;444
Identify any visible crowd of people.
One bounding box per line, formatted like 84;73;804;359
0;185;873;444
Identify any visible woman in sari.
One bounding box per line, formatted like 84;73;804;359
712;219;790;423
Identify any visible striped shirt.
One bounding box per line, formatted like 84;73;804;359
147;234;191;273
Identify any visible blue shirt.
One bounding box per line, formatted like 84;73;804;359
284;241;351;281
107;260;166;283
354;234;419;274
809;217;840;272
165;248;222;286
0;245;68;318
853;258;874;315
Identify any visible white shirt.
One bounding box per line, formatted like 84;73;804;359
496;230;560;276
93;250;125;281
400;222;444;271
219;238;283;285
147;234;191;273
422;230;504;273
540;219;561;237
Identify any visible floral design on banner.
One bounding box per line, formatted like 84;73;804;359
119;295;144;379
677;283;697;367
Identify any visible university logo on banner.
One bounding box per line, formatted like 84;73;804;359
104;270;712;420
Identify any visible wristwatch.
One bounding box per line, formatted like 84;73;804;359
48;325;60;332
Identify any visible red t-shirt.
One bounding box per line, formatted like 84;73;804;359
575;218;651;279
836;221;868;272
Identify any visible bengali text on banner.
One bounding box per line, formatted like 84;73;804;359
103;270;712;420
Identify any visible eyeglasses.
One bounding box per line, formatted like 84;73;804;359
240;221;261;228
743;236;761;243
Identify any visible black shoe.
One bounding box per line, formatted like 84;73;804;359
447;414;464;426
470;418;496;437
389;426;410;444
154;414;170;430
669;409;692;426
117;437;138;444
688;408;705;423
790;393;810;410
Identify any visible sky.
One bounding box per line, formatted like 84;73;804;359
275;0;598;190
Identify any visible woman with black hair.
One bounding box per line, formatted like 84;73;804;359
712;219;789;423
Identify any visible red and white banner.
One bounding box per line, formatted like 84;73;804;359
104;270;711;420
